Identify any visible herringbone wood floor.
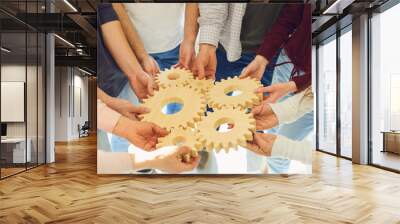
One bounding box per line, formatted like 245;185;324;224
1;135;400;224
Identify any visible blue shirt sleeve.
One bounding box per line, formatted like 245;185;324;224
98;3;118;25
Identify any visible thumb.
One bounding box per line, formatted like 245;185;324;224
151;124;169;137
177;146;192;154
255;86;273;94
252;105;263;116
239;67;251;79
253;133;266;148
264;93;279;103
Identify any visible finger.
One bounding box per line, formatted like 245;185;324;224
124;112;138;121
143;141;156;151
264;94;279;104
207;58;217;80
255;86;272;94
246;140;259;151
239;67;250;79
197;63;206;79
153;60;160;73
189;155;201;165
131;106;150;114
151;124;169;137
177;146;192;154
182;58;191;70
173;61;183;69
147;79;155;96
253;133;268;148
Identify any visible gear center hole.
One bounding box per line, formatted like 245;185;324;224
161;97;183;115
215;118;235;133
172;136;186;146
224;85;242;96
167;73;180;80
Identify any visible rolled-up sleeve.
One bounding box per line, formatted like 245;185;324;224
98;3;118;25
271;135;312;164
270;87;313;125
198;3;228;47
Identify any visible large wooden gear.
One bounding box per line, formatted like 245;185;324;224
140;86;206;130
196;108;256;152
207;77;262;109
191;78;213;95
155;68;194;89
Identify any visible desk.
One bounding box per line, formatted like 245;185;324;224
1;138;31;163
382;131;400;154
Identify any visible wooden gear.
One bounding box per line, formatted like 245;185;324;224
197;108;256;152
155;68;194;89
191;78;214;95
207;77;262;109
140;86;206;130
156;128;202;161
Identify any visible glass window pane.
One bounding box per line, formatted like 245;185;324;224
1;31;28;177
27;31;38;169
318;37;337;154
340;29;352;158
371;4;400;171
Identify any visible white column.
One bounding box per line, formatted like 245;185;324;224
352;14;369;164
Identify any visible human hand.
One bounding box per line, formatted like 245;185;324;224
255;81;297;103
113;117;169;151
246;133;277;156
128;70;156;100
149;146;200;173
174;40;196;69
192;44;217;80
140;55;160;76
106;97;149;121
252;103;279;130
239;55;269;80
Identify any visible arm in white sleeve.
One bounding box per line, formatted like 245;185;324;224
271;135;312;164
270;87;313;125
198;3;228;47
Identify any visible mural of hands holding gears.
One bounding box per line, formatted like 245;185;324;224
97;3;313;175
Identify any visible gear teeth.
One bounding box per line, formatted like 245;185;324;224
237;137;247;147
196;108;255;152
207;76;262;110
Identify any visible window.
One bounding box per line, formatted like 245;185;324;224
317;36;337;154
370;3;400;171
339;29;352;158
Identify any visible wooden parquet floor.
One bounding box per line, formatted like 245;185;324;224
1;135;400;224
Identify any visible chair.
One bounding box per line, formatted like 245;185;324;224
78;121;90;138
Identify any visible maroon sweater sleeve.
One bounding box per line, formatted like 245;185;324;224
257;5;304;62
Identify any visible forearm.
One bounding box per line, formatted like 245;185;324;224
101;20;143;80
112;3;148;63
97;150;156;173
97;87;114;106
184;3;199;44
97;100;121;133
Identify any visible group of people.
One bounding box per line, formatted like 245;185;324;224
97;3;314;174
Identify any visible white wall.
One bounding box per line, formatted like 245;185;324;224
54;66;89;141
